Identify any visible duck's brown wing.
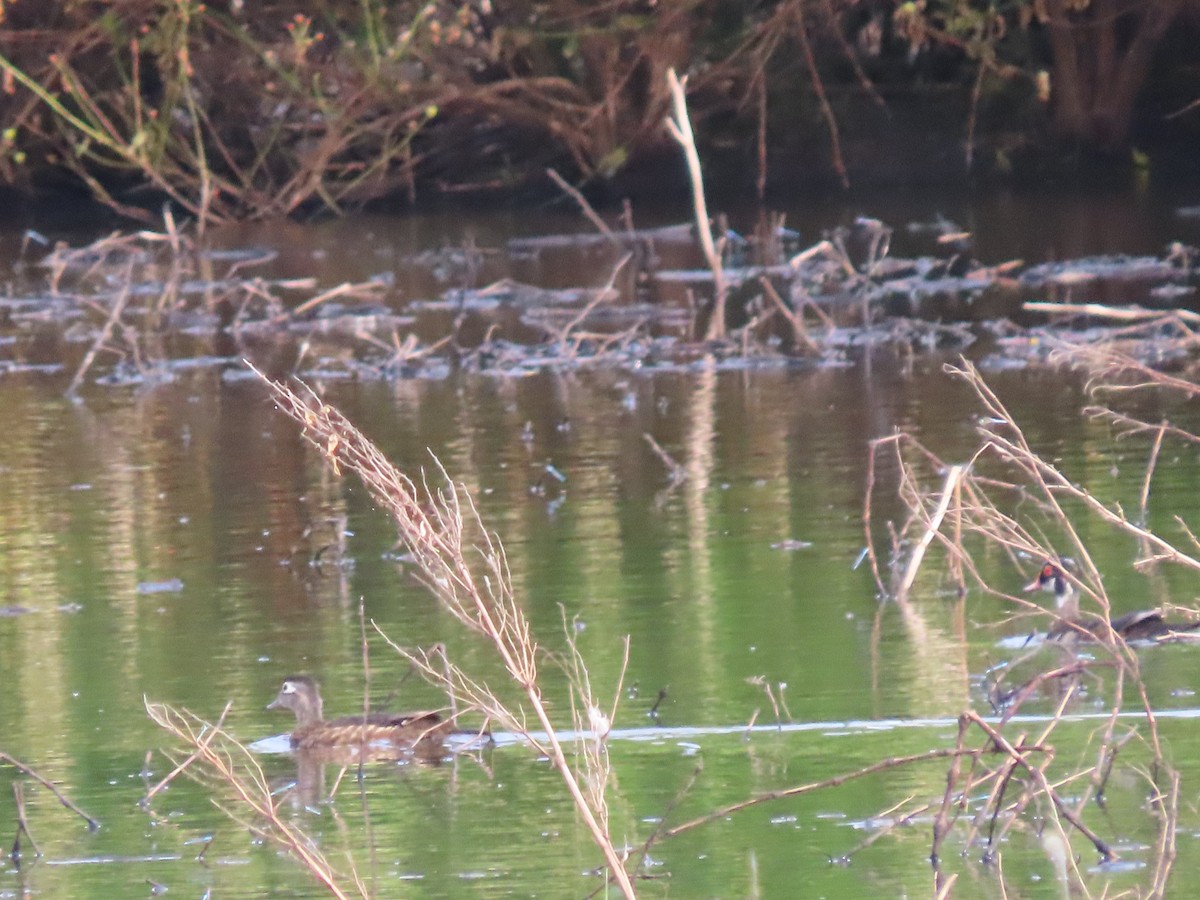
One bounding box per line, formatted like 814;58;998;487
1048;610;1200;643
1111;609;1167;640
325;710;444;729
292;711;450;749
328;710;449;737
1152;617;1200;640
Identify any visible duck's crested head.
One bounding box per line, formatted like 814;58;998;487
1023;560;1074;601
268;675;324;727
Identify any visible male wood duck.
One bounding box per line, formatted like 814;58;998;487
267;675;452;750
1024;561;1200;643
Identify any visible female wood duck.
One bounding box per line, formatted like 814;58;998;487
1024;561;1200;643
267;675;452;750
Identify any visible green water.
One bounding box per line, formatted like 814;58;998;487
5;184;1200;895
2;357;1200;897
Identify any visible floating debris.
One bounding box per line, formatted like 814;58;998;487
8;218;1200;390
136;579;185;595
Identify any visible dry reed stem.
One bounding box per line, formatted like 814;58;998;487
930;715;970;864
895;464;965;601
1148;768;1180;898
253;368;636;898
665;68;726;341
65;257;135;397
1086;407;1200;447
552;253;632;353
1060;340;1200;398
144;700;362;899
950;360;1200;576
882;362;1180;764
546;168;616;240
144;700;234;802
286;281;389;320
561;615;631;843
1024;301;1200;325
789;4;849;188
759;276;821;354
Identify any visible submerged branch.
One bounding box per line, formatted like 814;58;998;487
0;752;99;832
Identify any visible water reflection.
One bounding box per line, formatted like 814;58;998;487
3;353;1200;895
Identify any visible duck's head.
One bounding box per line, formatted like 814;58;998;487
1023;561;1076;606
268;675;324;728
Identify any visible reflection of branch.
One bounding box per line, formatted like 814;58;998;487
10;781;39;861
643;433;686;486
629;763;702;884
665;734;1048;840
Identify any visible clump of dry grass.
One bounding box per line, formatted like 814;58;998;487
856;355;1200;892
142;701;365;899
148;703;364;896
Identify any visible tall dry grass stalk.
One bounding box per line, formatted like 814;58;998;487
252;367;637;898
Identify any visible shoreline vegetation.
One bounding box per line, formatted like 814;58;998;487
0;1;1197;225
8;194;1199;392
4;5;1200;894
4;67;1199;393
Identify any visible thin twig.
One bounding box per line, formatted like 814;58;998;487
66;258;134;396
546;168;615;240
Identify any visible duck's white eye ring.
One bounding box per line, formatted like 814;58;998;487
282;682;298;693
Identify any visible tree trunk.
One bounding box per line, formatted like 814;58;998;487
1043;0;1182;150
